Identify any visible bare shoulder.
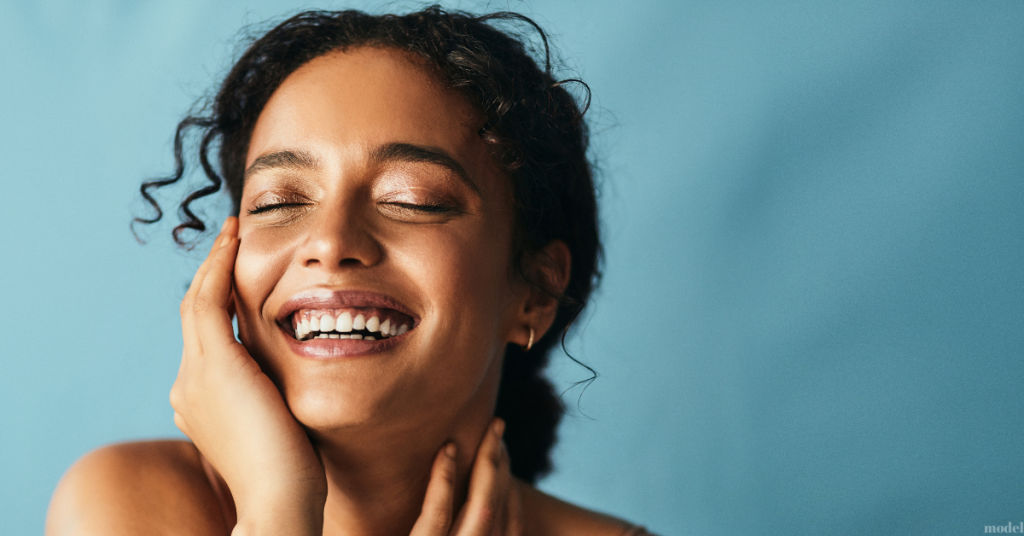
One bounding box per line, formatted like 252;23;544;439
519;481;651;536
46;440;226;536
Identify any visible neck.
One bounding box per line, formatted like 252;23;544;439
312;397;496;536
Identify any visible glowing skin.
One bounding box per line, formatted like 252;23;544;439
45;46;633;536
235;47;520;440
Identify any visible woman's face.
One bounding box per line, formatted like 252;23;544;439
232;47;522;436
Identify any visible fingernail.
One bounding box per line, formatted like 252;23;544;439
492;419;506;438
444;443;457;458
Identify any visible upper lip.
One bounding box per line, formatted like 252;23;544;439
276;289;419;325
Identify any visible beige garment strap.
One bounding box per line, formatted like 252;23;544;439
200;453;237;534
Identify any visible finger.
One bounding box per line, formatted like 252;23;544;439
180;234;232;359
453;419;509;536
410;443;458;536
182;217;238;313
504;476;523;536
192;236;242;356
181;217;238;355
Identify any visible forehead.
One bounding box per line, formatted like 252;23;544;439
247;47;487;171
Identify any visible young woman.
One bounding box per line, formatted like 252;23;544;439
46;7;651;535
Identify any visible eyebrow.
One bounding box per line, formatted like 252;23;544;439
244;143;481;196
370;142;481;196
244;149;320;180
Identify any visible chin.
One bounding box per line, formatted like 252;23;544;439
276;374;385;430
280;369;440;438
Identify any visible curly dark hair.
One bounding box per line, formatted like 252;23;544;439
136;5;601;484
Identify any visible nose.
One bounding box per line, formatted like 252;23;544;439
295;201;383;271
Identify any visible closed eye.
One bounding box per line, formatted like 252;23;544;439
376;201;464;222
248;200;311;216
384;202;460;214
247;202;311;215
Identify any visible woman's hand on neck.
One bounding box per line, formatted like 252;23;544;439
309;364;506;536
314;418;522;536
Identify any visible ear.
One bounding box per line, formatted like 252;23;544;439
510;239;572;349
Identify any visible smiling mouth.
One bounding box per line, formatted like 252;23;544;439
290;308;415;341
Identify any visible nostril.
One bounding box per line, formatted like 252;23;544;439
295;219;384;268
302;257;368;268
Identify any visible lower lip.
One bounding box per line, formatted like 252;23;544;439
282;327;407;359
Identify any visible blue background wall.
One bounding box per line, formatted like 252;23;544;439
2;1;1022;534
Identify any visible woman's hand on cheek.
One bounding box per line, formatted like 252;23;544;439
411;419;523;536
170;217;328;535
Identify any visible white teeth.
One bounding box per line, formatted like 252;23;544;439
296;310;410;340
337;311;353;332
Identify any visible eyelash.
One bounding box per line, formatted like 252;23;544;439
247;201;458;216
247;202;309;215
384;201;459;214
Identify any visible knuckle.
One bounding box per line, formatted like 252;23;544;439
440;461;457;486
168;384;183;410
442;471;457;491
476;503;498;526
225;353;260;380
488;443;503;467
192;296;212;317
427;508;451;531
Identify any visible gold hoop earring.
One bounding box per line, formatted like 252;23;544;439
525;328;535;351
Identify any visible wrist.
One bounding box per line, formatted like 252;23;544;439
232;498;325;536
232;487;327;536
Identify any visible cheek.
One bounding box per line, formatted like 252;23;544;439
399;218;511;302
422;224;516;343
233;228;294;337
